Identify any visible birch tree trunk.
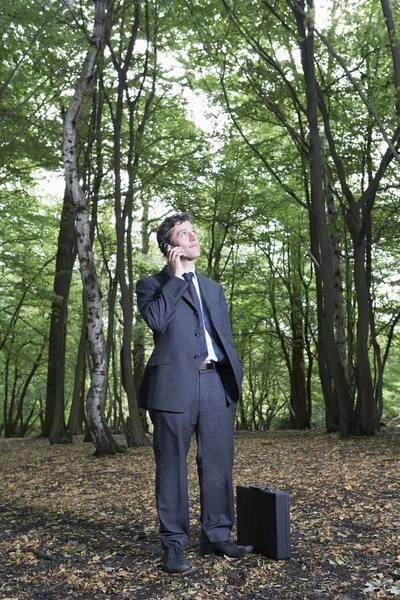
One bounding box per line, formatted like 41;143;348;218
63;0;122;456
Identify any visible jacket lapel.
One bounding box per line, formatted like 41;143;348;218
196;273;212;311
183;286;195;309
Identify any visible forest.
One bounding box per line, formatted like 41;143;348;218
1;0;400;453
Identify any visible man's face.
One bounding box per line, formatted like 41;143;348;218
170;220;200;261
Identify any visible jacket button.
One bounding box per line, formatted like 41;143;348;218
193;311;198;317
195;332;200;337
194;355;199;360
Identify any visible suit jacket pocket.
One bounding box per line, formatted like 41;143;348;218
147;352;173;366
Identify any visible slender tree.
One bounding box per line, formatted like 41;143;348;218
63;0;122;455
45;188;76;443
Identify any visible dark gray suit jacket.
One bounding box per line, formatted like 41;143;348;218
136;265;243;412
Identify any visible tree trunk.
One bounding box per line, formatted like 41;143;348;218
106;4;151;447
43;188;76;439
68;320;87;436
353;231;375;435
326;187;346;374
14;341;46;437
380;0;400;119
3;355;11;437
289;241;310;429
63;0;122;456
49;288;72;444
133;199;152;432
293;0;353;436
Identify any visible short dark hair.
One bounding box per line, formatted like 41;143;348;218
157;212;193;256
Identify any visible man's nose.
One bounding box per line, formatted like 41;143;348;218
189;231;197;240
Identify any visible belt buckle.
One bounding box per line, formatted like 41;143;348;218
199;362;215;371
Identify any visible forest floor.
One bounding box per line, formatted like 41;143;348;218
0;428;399;600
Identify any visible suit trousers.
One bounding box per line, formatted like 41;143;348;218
150;367;235;550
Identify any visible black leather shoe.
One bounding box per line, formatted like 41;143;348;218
163;542;192;574
200;539;253;557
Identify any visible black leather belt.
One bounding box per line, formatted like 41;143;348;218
199;362;216;370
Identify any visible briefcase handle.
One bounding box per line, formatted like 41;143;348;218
247;484;275;492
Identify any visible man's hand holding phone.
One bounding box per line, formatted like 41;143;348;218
166;243;185;278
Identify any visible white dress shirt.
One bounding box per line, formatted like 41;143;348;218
183;268;218;363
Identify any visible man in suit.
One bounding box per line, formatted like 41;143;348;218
136;213;252;574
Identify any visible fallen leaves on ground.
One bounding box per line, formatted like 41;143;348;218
0;428;399;599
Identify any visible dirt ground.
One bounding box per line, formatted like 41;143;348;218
0;428;399;599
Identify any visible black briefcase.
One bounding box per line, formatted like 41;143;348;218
236;485;291;559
